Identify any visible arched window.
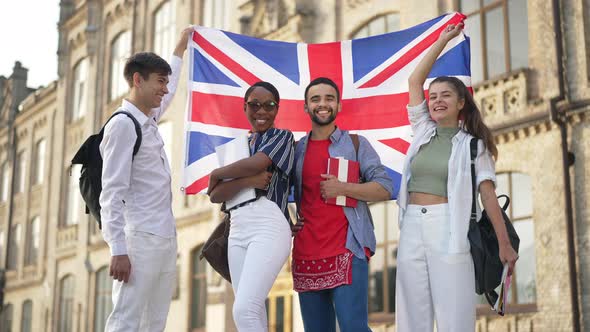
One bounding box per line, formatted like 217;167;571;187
154;0;176;58
94;267;113;332
0;303;13;332
71;58;88;121
351;13;400;39
58;275;75;332
190;245;207;330
65;165;83;226
460;0;528;83
32;139;46;185
110;31;132;101
24;216;40;265
201;0;231;30
21;300;33;332
7;223;21;270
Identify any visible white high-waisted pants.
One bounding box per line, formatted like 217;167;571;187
105;231;177;332
228;197;292;332
395;203;476;332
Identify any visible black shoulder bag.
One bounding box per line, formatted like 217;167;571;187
468;138;520;307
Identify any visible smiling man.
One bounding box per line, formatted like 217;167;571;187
99;27;192;332
291;77;393;332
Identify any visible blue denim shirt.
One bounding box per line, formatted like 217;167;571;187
293;128;394;259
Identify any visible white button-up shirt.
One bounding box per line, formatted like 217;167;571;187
99;56;182;256
397;100;497;253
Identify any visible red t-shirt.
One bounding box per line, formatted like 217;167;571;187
293;139;349;260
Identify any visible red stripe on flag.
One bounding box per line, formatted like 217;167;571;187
307;42;344;95
379;138;410;154
360;13;466;88
191;92;411;131
185;174;209;195
192;31;261;86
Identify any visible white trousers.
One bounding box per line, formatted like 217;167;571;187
228;197;292;332
396;204;476;332
105;231;177;332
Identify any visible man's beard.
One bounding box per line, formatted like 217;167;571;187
311;108;336;126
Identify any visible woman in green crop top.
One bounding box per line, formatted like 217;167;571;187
395;22;519;332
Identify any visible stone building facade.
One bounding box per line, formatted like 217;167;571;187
1;0;589;331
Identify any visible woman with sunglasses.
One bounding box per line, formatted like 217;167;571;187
207;81;294;331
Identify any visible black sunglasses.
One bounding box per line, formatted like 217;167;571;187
246;101;278;112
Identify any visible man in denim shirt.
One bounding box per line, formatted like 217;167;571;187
291;77;393;332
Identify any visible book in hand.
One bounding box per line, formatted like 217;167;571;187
215;135;256;210
493;264;512;316
326;157;360;208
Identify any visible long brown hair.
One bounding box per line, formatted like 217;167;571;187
429;76;498;159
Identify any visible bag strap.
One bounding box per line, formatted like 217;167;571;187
469;138;478;223
103;111;143;159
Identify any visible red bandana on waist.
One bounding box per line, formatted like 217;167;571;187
292;251;353;292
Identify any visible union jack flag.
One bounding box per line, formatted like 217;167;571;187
182;12;470;198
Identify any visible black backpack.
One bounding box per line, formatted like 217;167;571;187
71;111;142;229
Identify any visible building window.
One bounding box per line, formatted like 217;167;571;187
351;13;400;39
0;162;8;202
58;275;75;332
159;121;173;165
66;165;82;226
14;151;26;194
0;303;13;332
24;216;40;266
201;0;231;30
154;0;176;58
368;202;398;317
21;300;32;332
495;172;536;304
0;230;5;267
460;0;528;83
7;224;21;270
33;139;46;185
190;245;207;330
110;31;132;101
266;295;292;332
72;58;88;121
94;267;113;332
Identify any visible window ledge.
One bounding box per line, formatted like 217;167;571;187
476;302;537;316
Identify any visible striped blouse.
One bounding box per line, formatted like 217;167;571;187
249;128;295;220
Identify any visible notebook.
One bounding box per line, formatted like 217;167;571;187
326;157;360;207
215;135;257;210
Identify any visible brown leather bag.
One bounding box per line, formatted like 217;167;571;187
199;213;232;283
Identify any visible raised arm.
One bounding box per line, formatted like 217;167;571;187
154;26;193;121
408;23;463;106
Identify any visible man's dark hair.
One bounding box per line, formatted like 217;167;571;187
123;52;172;87
304;77;340;102
244;81;280;103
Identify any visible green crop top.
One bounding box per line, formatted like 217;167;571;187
407;126;460;197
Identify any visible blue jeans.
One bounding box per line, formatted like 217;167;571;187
298;256;372;332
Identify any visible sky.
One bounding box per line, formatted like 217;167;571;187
0;0;60;88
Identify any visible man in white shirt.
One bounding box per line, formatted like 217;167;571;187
99;27;192;332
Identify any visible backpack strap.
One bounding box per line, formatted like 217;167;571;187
104;111;143;159
469;138;478;223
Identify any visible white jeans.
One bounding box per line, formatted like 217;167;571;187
396;204;476;332
105;231;177;332
228;197;292;332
